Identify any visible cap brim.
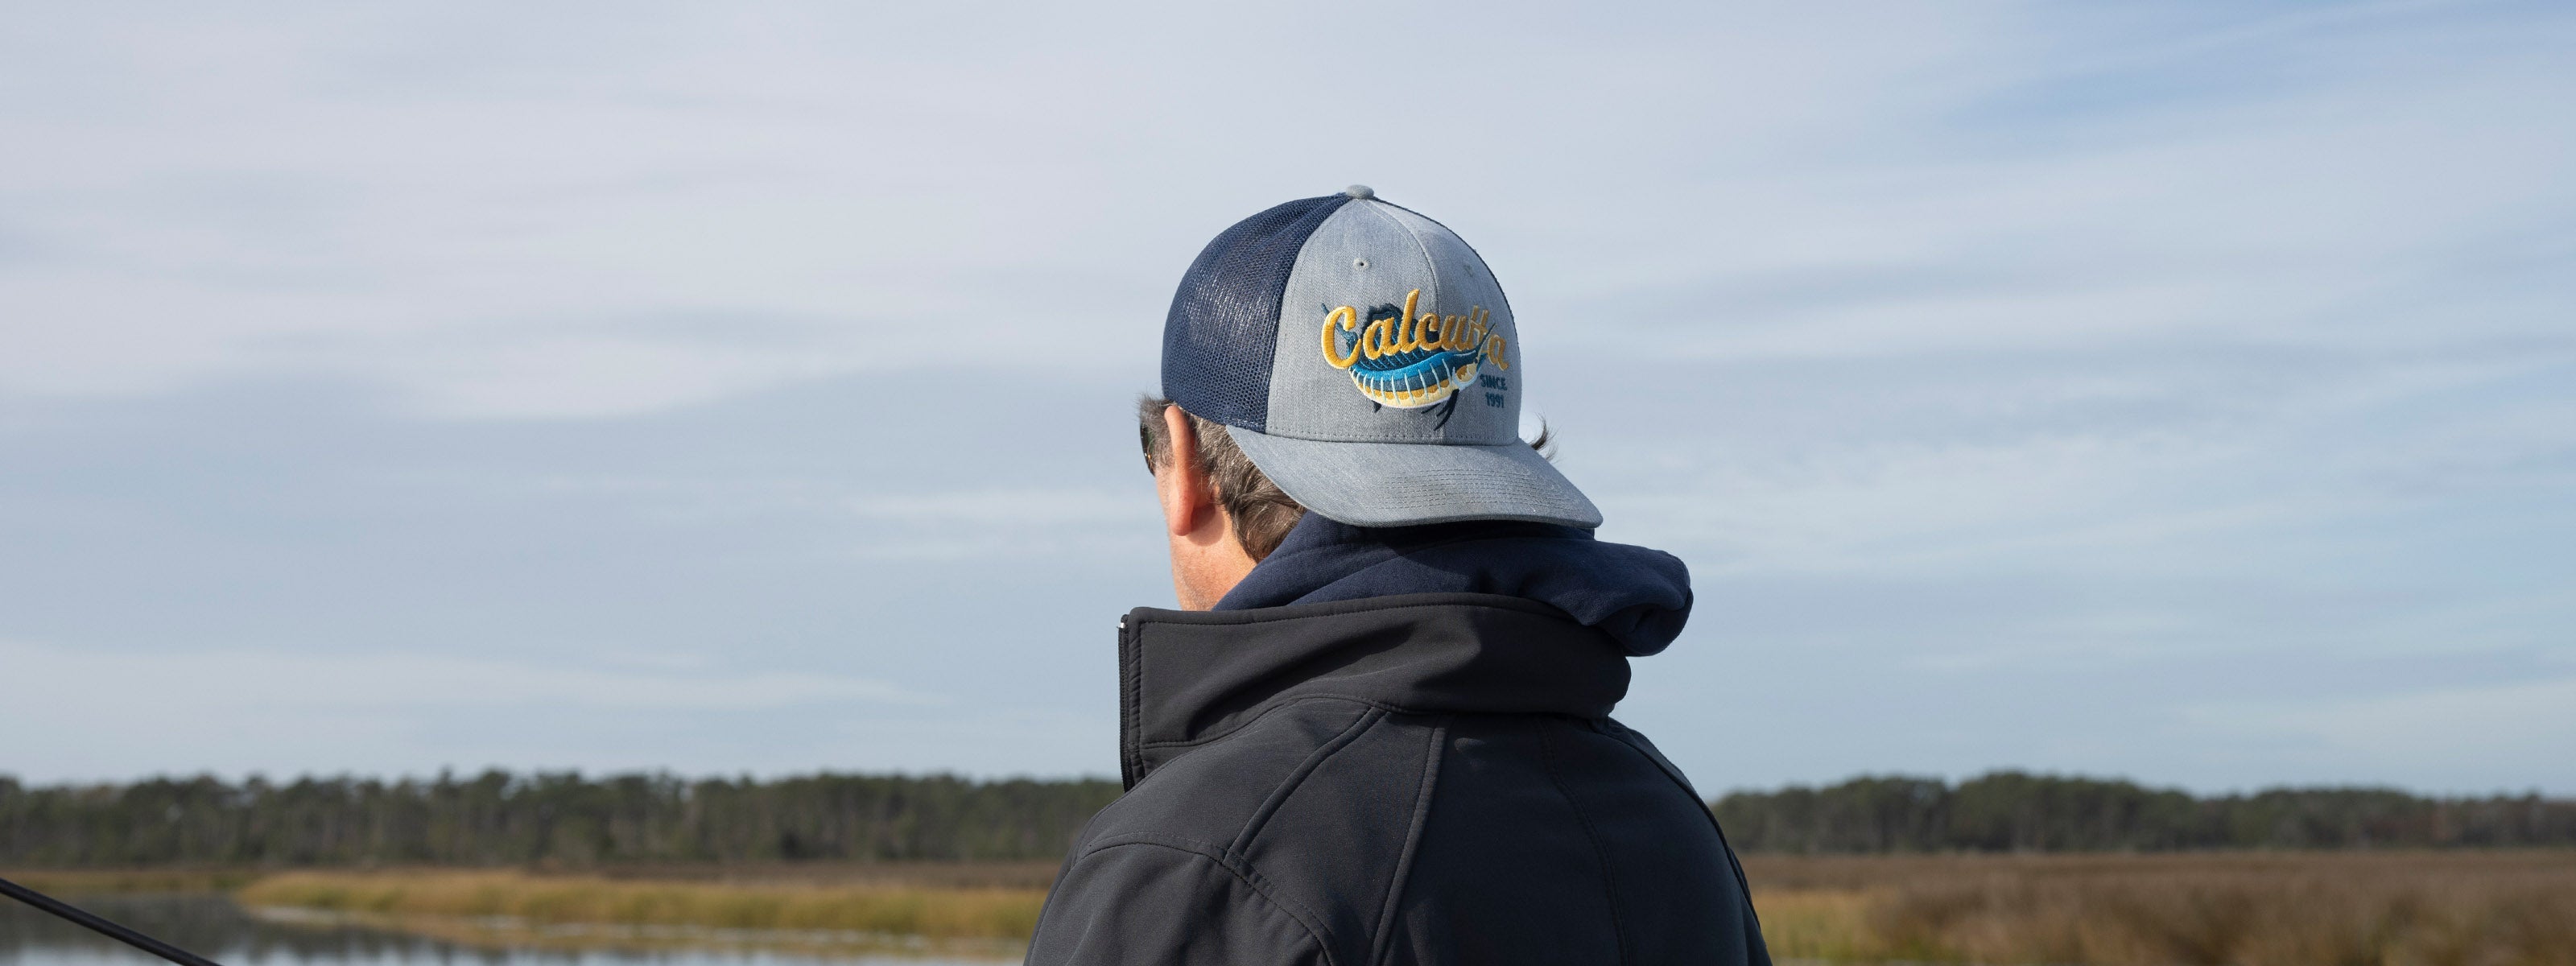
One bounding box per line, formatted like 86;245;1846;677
1225;425;1604;529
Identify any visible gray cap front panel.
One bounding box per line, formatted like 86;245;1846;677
1262;200;1520;445
1377;203;1521;434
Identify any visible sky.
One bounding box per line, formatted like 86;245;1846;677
2;1;2571;795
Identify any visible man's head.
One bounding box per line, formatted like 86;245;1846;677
1136;395;1303;609
1146;186;1600;607
1137;394;1559;609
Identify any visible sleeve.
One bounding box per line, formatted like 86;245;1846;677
1025;839;1331;966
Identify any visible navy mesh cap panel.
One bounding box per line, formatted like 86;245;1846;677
1162;194;1352;431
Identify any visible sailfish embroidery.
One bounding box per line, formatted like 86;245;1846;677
1319;289;1507;409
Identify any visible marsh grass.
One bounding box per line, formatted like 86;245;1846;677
1744;851;2576;966
1;869;265;894
237;870;1045;942
192;852;2576;964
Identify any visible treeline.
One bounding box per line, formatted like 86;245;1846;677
1714;772;2576;852
8;770;2574;867
0;770;1120;867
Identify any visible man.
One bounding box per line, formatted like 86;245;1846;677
1026;187;1769;966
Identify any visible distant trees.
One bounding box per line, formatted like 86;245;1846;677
0;771;1120;867
1713;771;2576;852
6;770;2572;867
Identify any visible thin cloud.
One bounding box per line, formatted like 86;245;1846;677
0;2;2568;791
0;639;937;712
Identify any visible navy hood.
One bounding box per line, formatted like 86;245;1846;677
1212;514;1694;655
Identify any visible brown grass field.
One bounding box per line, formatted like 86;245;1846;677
233;869;1048;943
2;869;268;894
1743;851;2576;966
19;851;2574;964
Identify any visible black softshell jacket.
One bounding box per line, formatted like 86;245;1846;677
1024;592;1771;966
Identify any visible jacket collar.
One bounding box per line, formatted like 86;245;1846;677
1116;592;1631;789
1213;515;1696;656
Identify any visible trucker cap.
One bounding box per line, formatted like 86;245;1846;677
1161;186;1603;529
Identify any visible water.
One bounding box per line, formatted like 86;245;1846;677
0;896;1014;966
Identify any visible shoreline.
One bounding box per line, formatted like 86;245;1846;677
233;869;1046;942
12;852;2575;964
244;903;1028;960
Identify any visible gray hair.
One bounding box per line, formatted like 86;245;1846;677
1136;396;1307;560
1137;397;1557;561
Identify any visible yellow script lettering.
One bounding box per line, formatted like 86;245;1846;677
1398;290;1424;353
1320;306;1360;369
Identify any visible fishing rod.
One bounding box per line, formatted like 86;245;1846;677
0;874;225;966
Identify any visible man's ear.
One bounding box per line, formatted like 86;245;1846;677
1156;404;1216;539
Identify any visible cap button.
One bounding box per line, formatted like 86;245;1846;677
1344;184;1375;200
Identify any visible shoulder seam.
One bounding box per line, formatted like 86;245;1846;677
1367;716;1448;966
1232;708;1385;853
1590;719;1765;932
1071;834;1343;966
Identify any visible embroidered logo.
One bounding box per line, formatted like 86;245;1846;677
1319;289;1509;409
